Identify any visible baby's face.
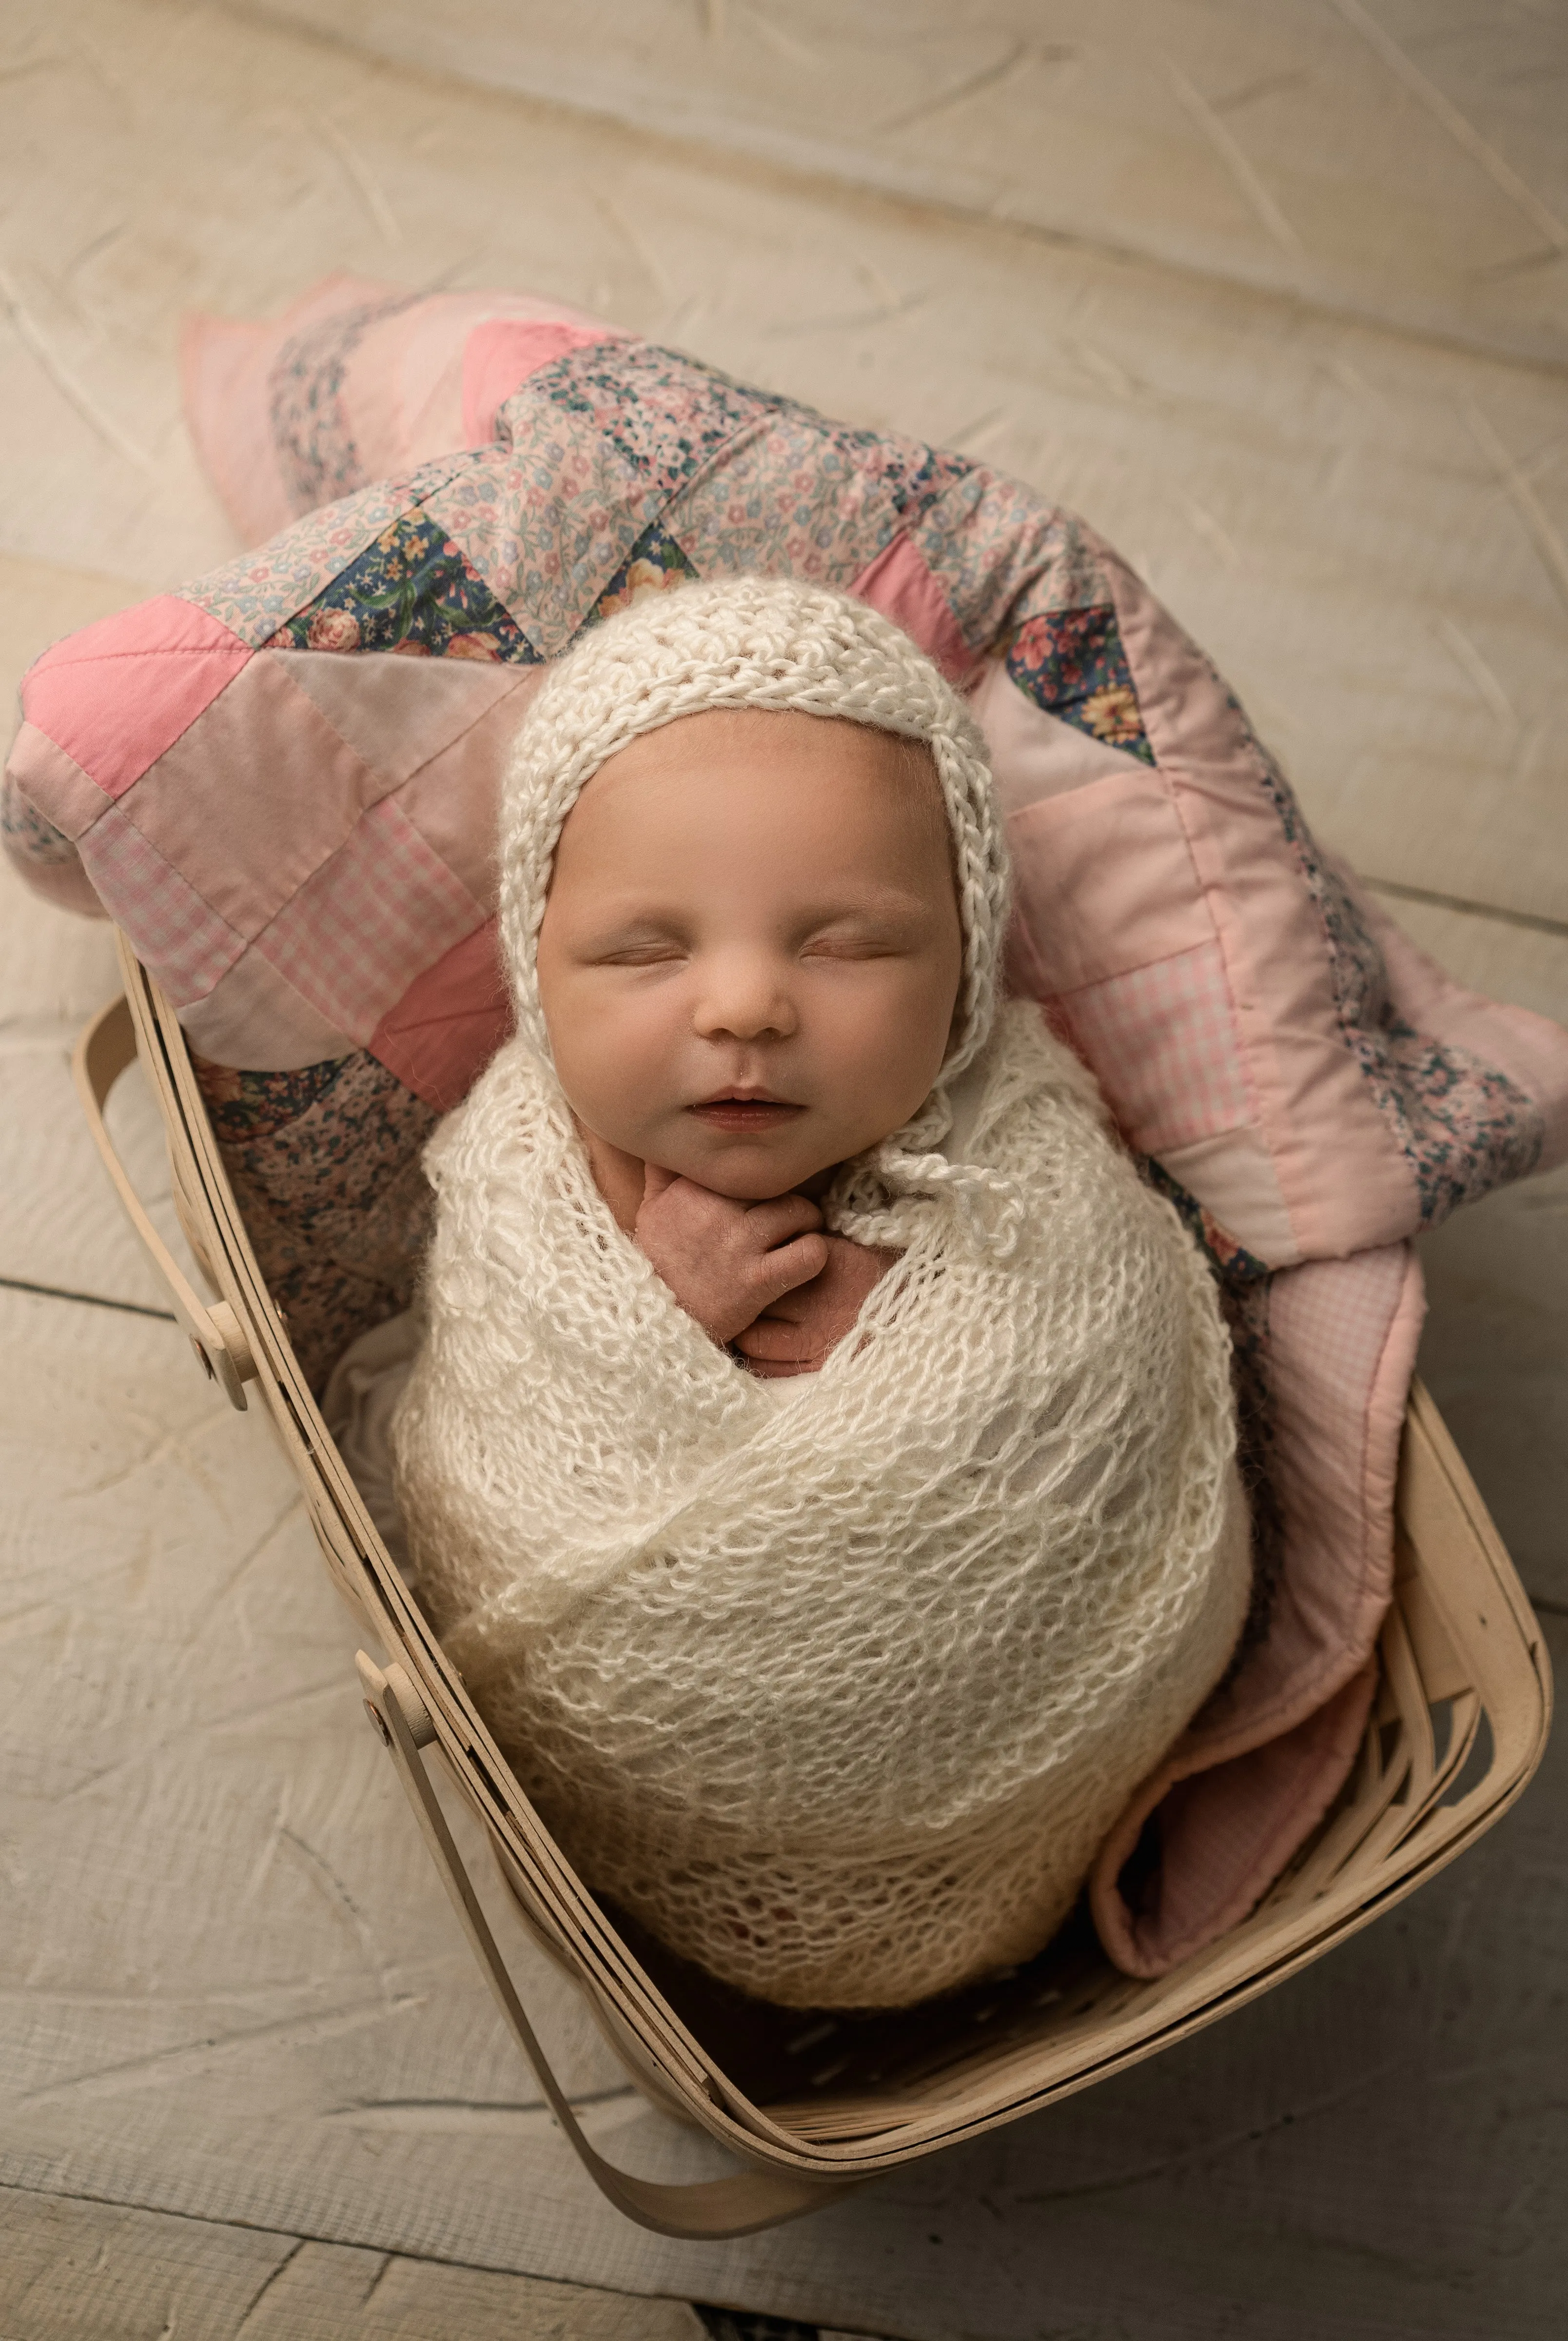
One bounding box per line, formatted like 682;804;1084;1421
535;707;963;1200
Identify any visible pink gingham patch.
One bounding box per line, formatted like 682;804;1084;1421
74;803;242;1005
1058;940;1254;1153
252;794;488;1042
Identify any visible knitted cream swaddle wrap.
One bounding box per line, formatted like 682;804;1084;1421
393;577;1249;2009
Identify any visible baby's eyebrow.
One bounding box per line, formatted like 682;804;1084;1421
562;883;945;942
583;915;688;948
794;890;945;926
567;894;687;929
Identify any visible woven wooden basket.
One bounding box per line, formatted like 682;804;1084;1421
75;937;1553;2240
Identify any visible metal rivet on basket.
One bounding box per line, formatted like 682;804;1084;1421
190;1338;215;1381
363;1699;392;1747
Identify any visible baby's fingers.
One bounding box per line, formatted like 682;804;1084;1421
749;1229;828;1307
743;1191;824;1253
736;1314;821;1365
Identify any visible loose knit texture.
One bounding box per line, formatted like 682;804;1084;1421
393;577;1249;2008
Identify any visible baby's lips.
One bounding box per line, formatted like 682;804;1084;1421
686;1096;805;1131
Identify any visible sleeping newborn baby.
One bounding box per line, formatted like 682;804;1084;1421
393;576;1249;2010
534;663;956;1377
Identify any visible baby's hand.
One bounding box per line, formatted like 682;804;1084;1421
634;1164;829;1346
734;1235;899;1377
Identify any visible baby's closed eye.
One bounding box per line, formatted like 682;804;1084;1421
800;929;905;961
570;914;690;967
795;902;945;961
595;938;689;967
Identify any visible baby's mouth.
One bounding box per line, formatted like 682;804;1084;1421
686;1090;805;1134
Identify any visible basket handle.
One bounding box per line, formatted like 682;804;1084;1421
72;994;256;1411
356;1651;857;2240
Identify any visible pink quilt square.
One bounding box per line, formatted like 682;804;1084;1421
22;597;250;804
1059;940;1255;1153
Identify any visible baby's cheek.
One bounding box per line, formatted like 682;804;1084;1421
554;993;676;1137
818;991;946;1140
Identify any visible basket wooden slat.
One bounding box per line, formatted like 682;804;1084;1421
72;941;1553;2236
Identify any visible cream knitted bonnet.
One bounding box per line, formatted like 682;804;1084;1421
497;573;1011;1092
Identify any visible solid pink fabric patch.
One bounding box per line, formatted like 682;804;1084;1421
461;319;621;447
23;597;250;806
368;918;512;1111
1004;763;1214;993
1089;1237;1426;1974
1092;1662;1380;1977
850;532;977;685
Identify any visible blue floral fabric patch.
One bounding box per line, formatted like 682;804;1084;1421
1141;1157;1272;1285
1004;604;1154;763
268;506;540;661
588;521;701;629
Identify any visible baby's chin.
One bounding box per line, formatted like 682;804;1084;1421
654;1139;843;1202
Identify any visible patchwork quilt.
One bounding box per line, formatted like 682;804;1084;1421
7;276;1566;1981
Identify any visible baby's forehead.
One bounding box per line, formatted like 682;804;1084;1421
548;705;954;898
598;701;924;772
576;705;943;820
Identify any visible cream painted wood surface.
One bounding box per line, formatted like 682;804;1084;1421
1;3;1565;2336
234;0;1568;368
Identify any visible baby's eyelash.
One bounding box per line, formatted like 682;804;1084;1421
801;935;901;960
596;941;688;966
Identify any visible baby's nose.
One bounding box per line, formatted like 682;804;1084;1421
691;952;798;1041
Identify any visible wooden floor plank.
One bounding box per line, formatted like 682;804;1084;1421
0;2188;708;2339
